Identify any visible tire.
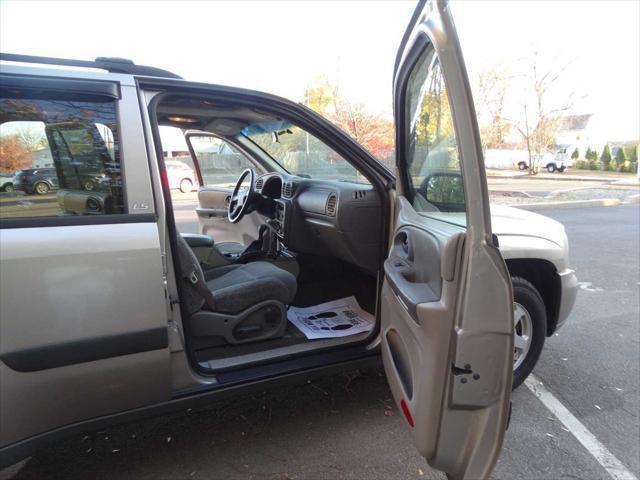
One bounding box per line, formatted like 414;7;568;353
511;276;547;389
518;162;528;171
179;178;193;193
2;183;13;192
546;164;557;173
82;179;95;191
558;167;566;173
34;182;50;195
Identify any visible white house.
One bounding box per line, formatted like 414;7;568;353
554;114;605;158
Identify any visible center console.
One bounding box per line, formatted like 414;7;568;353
273;199;287;239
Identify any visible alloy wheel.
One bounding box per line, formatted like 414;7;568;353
513;302;533;371
35;182;50;195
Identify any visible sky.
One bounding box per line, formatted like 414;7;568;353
1;0;639;142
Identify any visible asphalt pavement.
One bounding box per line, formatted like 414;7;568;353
1;204;638;480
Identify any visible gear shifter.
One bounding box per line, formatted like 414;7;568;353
262;219;281;259
234;220;281;263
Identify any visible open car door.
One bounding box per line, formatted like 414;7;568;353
381;1;514;479
184;131;263;243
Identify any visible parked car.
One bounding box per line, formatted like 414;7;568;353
12;167;59;194
0;173;13;192
165;159;196;193
546;147;574;173
0;1;577;478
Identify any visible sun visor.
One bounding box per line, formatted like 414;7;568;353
241;120;293;136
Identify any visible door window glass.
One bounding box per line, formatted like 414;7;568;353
404;45;466;224
189;136;254;187
0;92;124;219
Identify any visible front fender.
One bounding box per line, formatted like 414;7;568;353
497;234;569;272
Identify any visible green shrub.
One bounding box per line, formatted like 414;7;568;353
628;145;638;163
607;159;618;171
600;144;612;169
571;147;579;160
619;160;632;172
588;158;600;170
615;147;627;165
575;160;588;170
630;161;638;173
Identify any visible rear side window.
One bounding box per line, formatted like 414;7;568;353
0;90;124;220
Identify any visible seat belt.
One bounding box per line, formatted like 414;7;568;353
187;267;217;311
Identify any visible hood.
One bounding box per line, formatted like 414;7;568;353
412;206;568;248
489;205;567;247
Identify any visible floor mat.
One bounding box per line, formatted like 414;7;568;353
287;296;375;339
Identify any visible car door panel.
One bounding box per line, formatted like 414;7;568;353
0;79;171;452
0;221;170;447
383;1;513;479
197;187;262;244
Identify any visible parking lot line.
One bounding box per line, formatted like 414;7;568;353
526;375;638;480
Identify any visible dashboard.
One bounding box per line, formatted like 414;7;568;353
254;172;382;273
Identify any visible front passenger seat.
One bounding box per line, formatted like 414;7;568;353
175;235;296;345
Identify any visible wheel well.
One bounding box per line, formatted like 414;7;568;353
505;258;560;336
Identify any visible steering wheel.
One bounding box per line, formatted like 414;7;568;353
228;168;256;223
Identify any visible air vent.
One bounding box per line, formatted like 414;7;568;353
255;177;264;191
353;190;367;199
326;193;337;216
282;181;295;198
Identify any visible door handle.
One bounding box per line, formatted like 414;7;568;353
224;195;231;207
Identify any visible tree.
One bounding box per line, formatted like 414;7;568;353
600;144;612;170
476;68;511;148
0;135;31;173
304;77;395;161
510;53;583;173
330;100;395;160
615;147;627;166
14;126;47;152
304;76;338;118
571;147;579;160
627;144;638;162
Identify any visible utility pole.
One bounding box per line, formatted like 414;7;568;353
524;104;533;173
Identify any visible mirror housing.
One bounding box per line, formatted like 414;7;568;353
423;172;465;212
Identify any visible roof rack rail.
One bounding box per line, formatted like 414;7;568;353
0;53;182;79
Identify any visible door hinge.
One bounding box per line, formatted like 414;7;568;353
169;296;180;309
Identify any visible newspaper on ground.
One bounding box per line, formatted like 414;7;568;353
287;296;374;340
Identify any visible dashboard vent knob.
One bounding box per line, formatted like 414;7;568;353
326;193;338;216
255;178;264;191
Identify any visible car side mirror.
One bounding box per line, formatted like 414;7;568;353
424;173;465;212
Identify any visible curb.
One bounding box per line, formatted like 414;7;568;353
510;198;623;211
487;174;631;183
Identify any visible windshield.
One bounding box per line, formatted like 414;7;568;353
241;125;370;184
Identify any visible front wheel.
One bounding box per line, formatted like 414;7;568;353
2;183;13;192
546;164;557;173
34;182;50;195
518;162;528;171
558;167;566;173
512;276;547;389
179;178;193;193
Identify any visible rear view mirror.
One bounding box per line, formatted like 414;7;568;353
424;173;465;211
